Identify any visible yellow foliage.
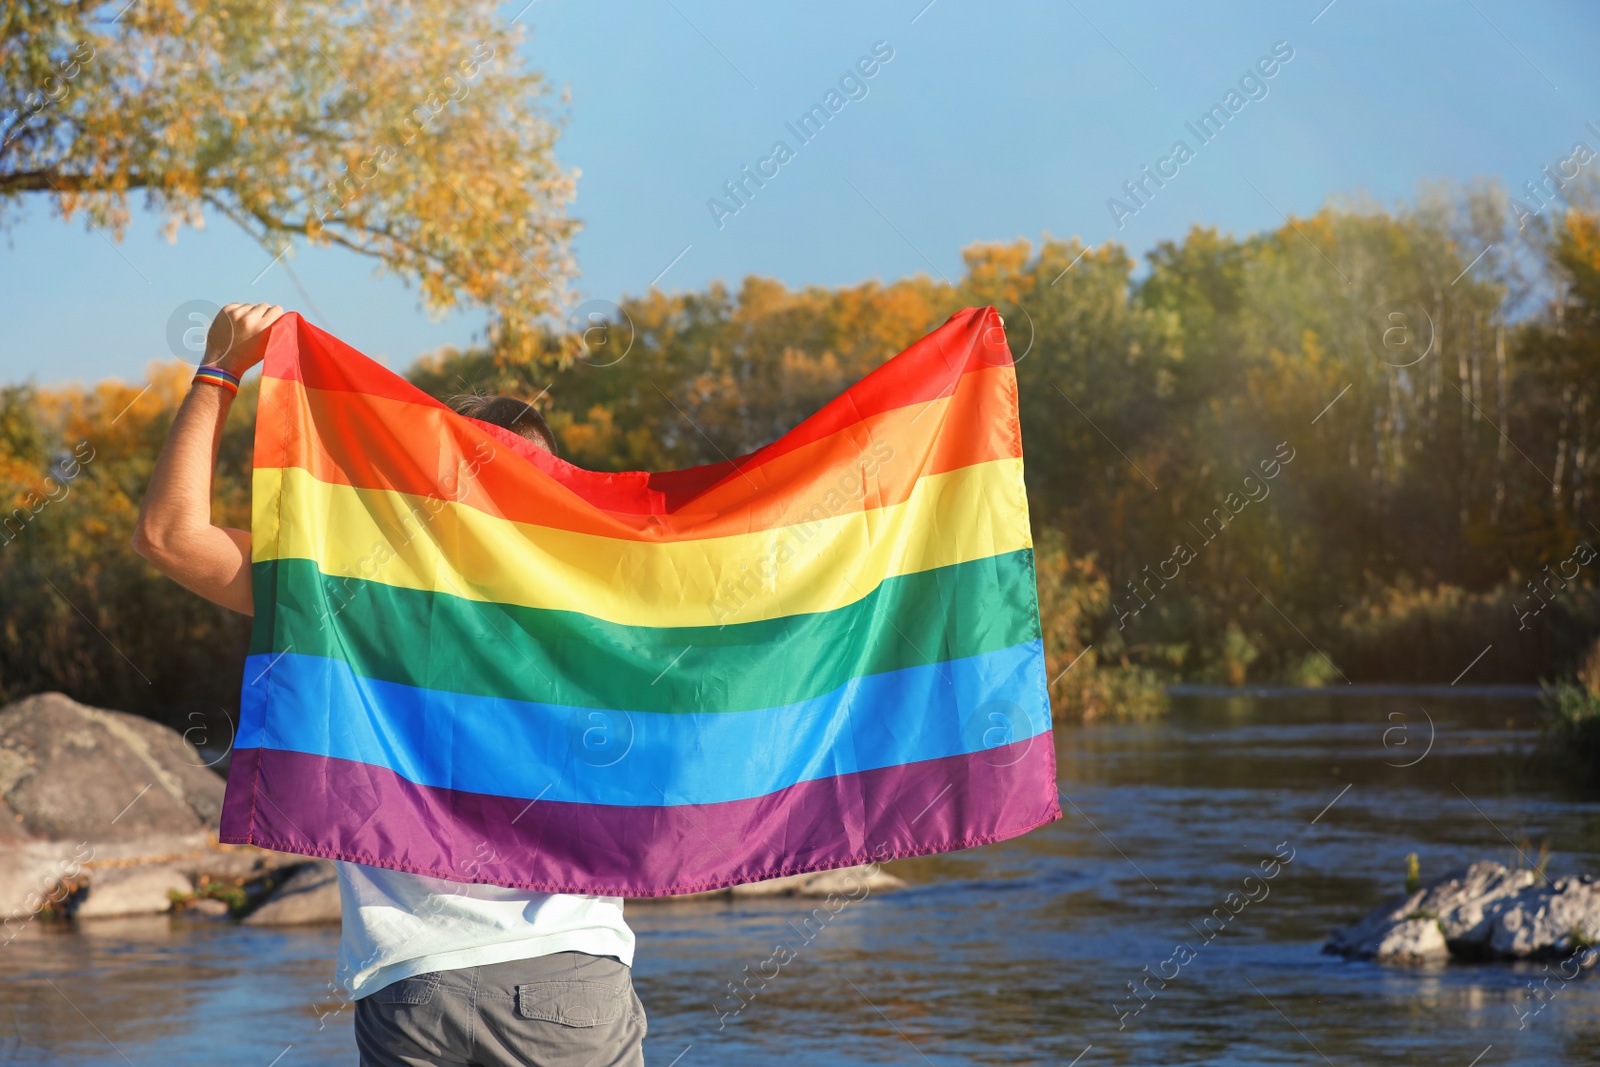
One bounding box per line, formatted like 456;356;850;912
6;0;576;360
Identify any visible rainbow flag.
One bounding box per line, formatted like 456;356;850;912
219;307;1060;896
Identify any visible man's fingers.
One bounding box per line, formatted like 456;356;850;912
239;303;285;327
216;301;288;332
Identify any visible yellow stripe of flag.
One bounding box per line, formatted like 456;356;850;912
253;457;1032;628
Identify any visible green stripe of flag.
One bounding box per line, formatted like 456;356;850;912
251;549;1040;715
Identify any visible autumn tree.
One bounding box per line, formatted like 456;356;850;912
1517;208;1600;525
1;0;575;355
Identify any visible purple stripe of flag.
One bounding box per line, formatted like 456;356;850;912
221;740;1061;897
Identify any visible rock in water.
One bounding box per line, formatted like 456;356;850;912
71;864;193;919
1419;862;1540;943
1328;862;1600;963
628;863;908;903
0;692;224;841
242;860;342;926
1368;917;1450;963
178;896;232;919
1489;875;1600;958
730;865;908;899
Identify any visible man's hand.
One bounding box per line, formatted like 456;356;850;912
204;302;286;378
132;301;288;616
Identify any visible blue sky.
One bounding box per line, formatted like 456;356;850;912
2;0;1597;385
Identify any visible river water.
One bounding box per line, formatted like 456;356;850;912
6;690;1598;1066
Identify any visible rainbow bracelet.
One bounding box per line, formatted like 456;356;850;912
193;365;241;395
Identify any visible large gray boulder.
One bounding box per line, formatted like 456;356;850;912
0;692;225;841
0;692;240;921
1328;862;1600;964
242;860;343;926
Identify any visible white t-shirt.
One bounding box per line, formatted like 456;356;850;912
334;861;636;1000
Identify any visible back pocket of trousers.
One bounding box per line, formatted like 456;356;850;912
516;980;626;1028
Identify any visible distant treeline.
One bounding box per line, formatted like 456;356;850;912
3;182;1599;726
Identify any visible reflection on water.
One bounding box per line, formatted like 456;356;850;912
4;692;1598;1065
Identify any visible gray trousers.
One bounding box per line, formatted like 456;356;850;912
354;952;647;1067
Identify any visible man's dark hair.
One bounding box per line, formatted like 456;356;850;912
451;394;559;455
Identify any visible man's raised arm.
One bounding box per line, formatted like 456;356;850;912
132;302;284;616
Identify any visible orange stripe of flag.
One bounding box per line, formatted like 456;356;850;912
255;363;1020;542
